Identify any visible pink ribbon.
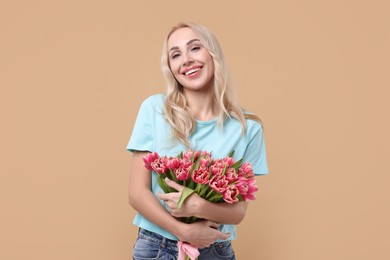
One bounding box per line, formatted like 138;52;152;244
177;241;200;260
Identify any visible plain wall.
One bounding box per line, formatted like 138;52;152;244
1;1;389;259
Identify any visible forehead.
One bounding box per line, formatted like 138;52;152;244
167;27;200;49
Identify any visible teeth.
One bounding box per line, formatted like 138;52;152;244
185;68;200;75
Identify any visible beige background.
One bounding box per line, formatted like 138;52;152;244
1;0;389;259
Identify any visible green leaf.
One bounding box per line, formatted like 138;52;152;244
227;150;235;158
168;169;178;182
207;160;213;167
221;164;228;175
157;176;170;193
177;187;195;209
190;158;200;175
231;158;243;170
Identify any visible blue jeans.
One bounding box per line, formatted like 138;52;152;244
133;228;236;260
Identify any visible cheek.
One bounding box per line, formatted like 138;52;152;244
169;61;181;75
210;61;215;72
207;60;215;77
202;53;214;73
168;64;183;83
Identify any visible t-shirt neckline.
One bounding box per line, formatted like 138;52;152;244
196;117;218;125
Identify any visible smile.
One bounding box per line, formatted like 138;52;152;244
182;66;203;76
185;68;201;75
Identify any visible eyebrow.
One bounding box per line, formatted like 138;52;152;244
169;39;201;53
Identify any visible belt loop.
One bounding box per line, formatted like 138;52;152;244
161;236;166;248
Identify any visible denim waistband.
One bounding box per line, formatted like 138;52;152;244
138;228;178;248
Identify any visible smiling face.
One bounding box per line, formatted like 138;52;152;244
167;27;215;93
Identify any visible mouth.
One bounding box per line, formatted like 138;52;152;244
182;66;203;76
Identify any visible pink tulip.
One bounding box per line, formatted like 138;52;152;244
236;178;259;201
167;157;181;170
151;157;168;174
181;159;193;169
238;162;255;179
210;166;223;176
210;159;226;177
225;168;238;183
212;159;227;169
199;158;211;167
142;152;159;171
209;175;228;193
223;156;235;167
200;150;212;158
175;166;191;181
183;150;201;161
223;185;239;204
192;166;210;184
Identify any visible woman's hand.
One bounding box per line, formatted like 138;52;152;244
157;178;202;218
178;220;231;249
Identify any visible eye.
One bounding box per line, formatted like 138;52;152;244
171;53;180;59
191;46;201;51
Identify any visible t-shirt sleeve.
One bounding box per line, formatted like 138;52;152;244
126;97;155;153
243;122;269;175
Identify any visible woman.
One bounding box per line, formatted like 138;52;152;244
127;22;268;259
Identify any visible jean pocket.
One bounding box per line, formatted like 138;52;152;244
133;235;161;260
212;241;235;259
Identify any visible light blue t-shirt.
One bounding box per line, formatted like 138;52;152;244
127;94;268;241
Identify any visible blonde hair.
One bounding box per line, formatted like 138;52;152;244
161;22;262;146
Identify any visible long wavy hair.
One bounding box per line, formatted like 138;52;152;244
161;22;261;147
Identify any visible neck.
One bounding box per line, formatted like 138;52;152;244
183;87;218;121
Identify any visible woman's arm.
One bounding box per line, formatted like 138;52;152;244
128;151;231;248
194;198;248;225
157;178;248;224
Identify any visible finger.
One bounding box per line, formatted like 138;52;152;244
165;178;184;191
157;192;170;201
170;211;179;217
208;221;220;229
218;232;231;240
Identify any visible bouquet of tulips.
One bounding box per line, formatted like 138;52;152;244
143;150;259;260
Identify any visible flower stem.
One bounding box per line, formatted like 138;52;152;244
205;188;216;200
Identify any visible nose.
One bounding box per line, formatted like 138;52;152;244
182;52;194;67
